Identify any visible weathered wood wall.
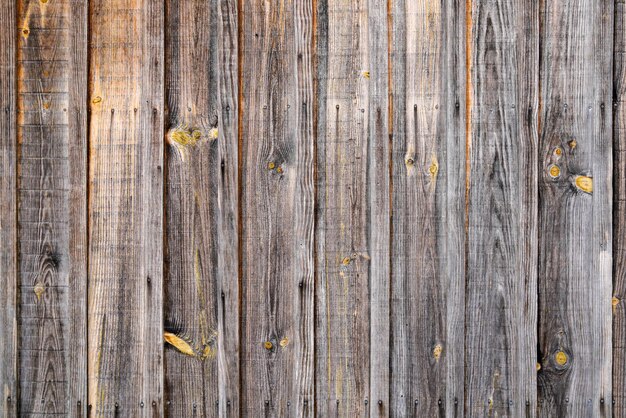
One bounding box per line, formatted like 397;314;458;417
0;0;622;417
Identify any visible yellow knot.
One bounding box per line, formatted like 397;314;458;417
209;128;218;140
574;175;592;193
548;164;560;178
342;256;351;266
92;96;102;104
429;156;439;178
536;362;541;371
264;341;273;350
433;344;442;362
555;351;568;366
363;71;370;79
22;28;30;38
554;147;562;156
163;332;195;357
276;166;284;174
568;139;577;149
614;296;620;307
279;337;289;348
34;283;45;301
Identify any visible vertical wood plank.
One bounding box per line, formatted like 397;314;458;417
88;0;164;415
0;0;17;416
614;0;626;414
465;0;538;415
240;0;315;415
389;0;466;415
537;0;613;415
16;0;88;415
163;0;239;415
315;0;390;415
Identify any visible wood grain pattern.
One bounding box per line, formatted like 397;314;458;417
315;0;390;415
163;0;239;415
0;1;17;416
390;0;466;415
240;0;315;415
87;0;164;415
615;0;626;414
465;0;538;415
16;0;87;415
537;0;613;415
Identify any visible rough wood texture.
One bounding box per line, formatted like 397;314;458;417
163;0;239;415
615;0;626;414
315;0;390;415
16;0;87;415
390;0;466;415
465;0;538;415
0;1;17;416
240;0;315;415
87;0;164;415
537;0;613;416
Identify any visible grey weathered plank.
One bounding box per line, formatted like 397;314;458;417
315;0;390;415
87;0;164;415
465;0;538;415
390;0;466;415
0;0;17;416
163;0;239;415
16;0;88;415
240;0;315;415
537;0;613;416
615;1;626;414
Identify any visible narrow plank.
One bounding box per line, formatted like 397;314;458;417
163;0;240;415
537;0;613;415
389;0;466;415
16;0;88;415
87;0;164;415
240;0;315;414
315;0;390;415
465;0;538;415
0;0;17;416
614;1;626;414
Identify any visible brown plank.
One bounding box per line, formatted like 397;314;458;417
537;0;613;415
163;0;240;415
16;0;88;415
240;0;315;415
615;0;626;414
0;0;17;416
465;0;539;415
389;0;466;415
314;0;390;415
87;0;164;415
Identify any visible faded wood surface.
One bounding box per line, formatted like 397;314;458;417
16;0;88;415
615;0;626;414
389;0;466;416
0;1;623;417
465;0;539;416
315;0;390;415
240;0;315;415
0;1;17;416
163;0;239;415
87;0;164;415
537;0;613;416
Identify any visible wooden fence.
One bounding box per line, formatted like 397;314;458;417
0;0;624;416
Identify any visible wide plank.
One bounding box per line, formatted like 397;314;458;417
163;0;239;415
240;0;315;415
465;0;539;415
315;0;390;415
87;0;164;415
390;0;466;415
0;1;17;416
537;0;613;415
16;0;88;415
